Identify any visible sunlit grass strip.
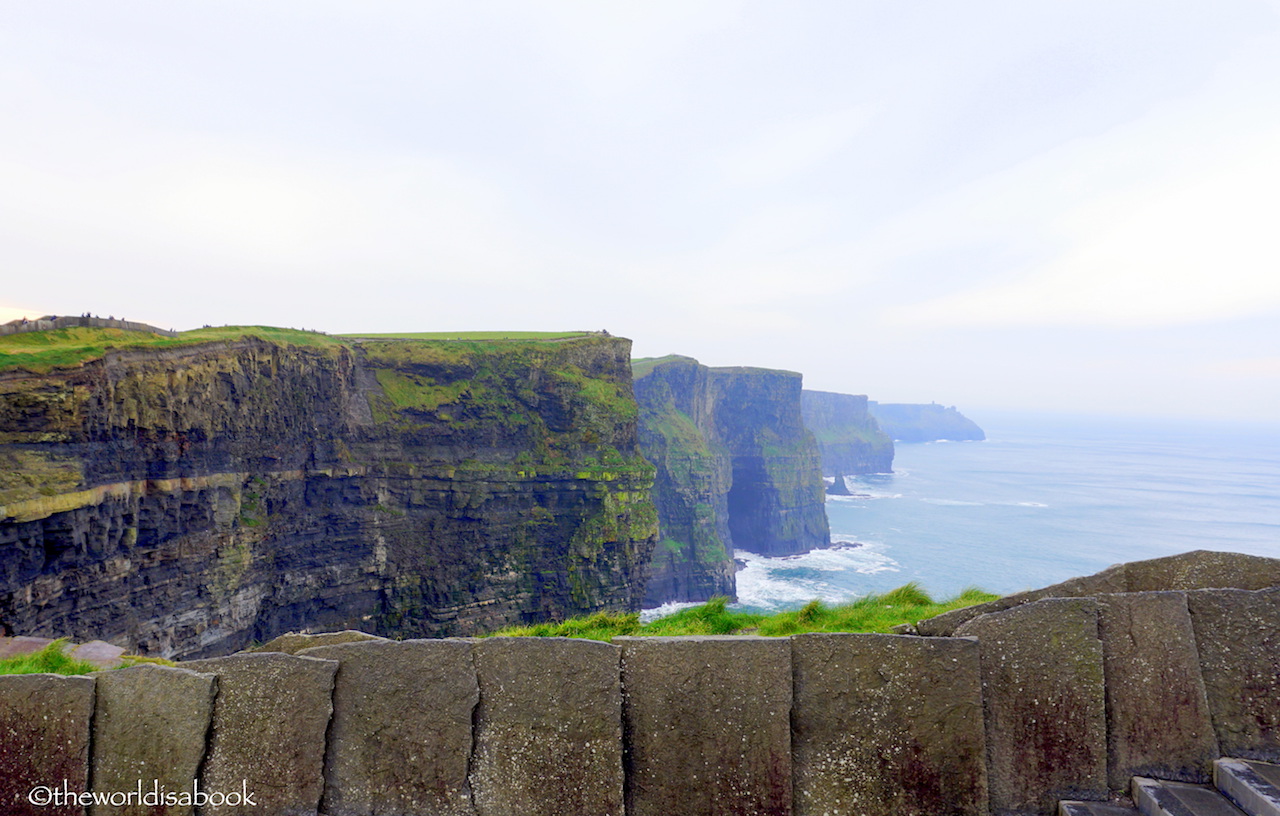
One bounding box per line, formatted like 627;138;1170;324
488;583;999;641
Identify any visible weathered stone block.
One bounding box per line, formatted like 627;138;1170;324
618;636;792;816
89;664;217;816
917;550;1280;638
1096;591;1218;788
252;630;387;655
180;652;337;816
470;637;623;816
791;633;987;816
956;598;1107;816
1187;587;1280;761
1124;551;1280;593
298;639;478;816
0;673;95;816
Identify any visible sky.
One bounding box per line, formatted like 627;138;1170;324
1;1;1278;422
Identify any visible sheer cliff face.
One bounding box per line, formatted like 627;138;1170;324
800;390;895;478
634;357;830;605
0;334;657;658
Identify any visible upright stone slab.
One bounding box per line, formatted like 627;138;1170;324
470;638;623;816
956;598;1107;816
0;673;95;816
618;636;792;816
89;664;217;816
791;633;988;816
181;652;337;816
298;639;478;816
1187;587;1280;761
1096;592;1219;788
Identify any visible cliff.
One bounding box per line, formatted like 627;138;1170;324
0;327;657;658
868;401;986;442
633;355;830;606
800;390;894;481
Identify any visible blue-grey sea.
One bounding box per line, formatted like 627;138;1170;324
731;411;1280;612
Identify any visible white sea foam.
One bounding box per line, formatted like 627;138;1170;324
732;542;901;610
639;601;701;623
921;498;984;506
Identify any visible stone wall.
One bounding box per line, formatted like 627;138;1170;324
2;550;1278;816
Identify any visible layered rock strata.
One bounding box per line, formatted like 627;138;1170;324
0;331;657;657
632;356;830;605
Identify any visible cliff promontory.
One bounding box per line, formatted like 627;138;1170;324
633;355;830;605
800;390;894;484
0;327;657;658
868;401;986;442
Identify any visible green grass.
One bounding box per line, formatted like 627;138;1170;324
339;330;593;341
0;326;342;373
487;583;998;641
0;639;103;675
0;639;177;676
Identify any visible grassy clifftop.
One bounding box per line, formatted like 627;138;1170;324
0;326;603;375
0;326;343;374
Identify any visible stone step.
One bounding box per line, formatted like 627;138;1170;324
1059;801;1142;815
1215;758;1280;816
1133;777;1248;816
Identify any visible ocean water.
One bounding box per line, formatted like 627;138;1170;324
732;412;1280;613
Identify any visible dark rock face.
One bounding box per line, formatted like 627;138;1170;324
617;635;793;816
0;673;94;816
633;356;830;605
298;639;479;816
179;652;337;816
955;598;1108;816
800;390;894;478
791;633;988;816
868;401;985;442
1096;591;1219;787
89;664;217;816
0;335;658;657
471;637;624;816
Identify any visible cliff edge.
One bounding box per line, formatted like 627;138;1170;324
633;355;829;606
801;390;894;482
868;401;986;442
0;327;657;657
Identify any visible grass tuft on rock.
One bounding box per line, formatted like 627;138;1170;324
488;584;998;641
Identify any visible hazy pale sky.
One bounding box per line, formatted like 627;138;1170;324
2;1;1278;422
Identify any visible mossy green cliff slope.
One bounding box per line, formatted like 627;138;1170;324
801;389;895;479
633;355;829;605
0;328;656;658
